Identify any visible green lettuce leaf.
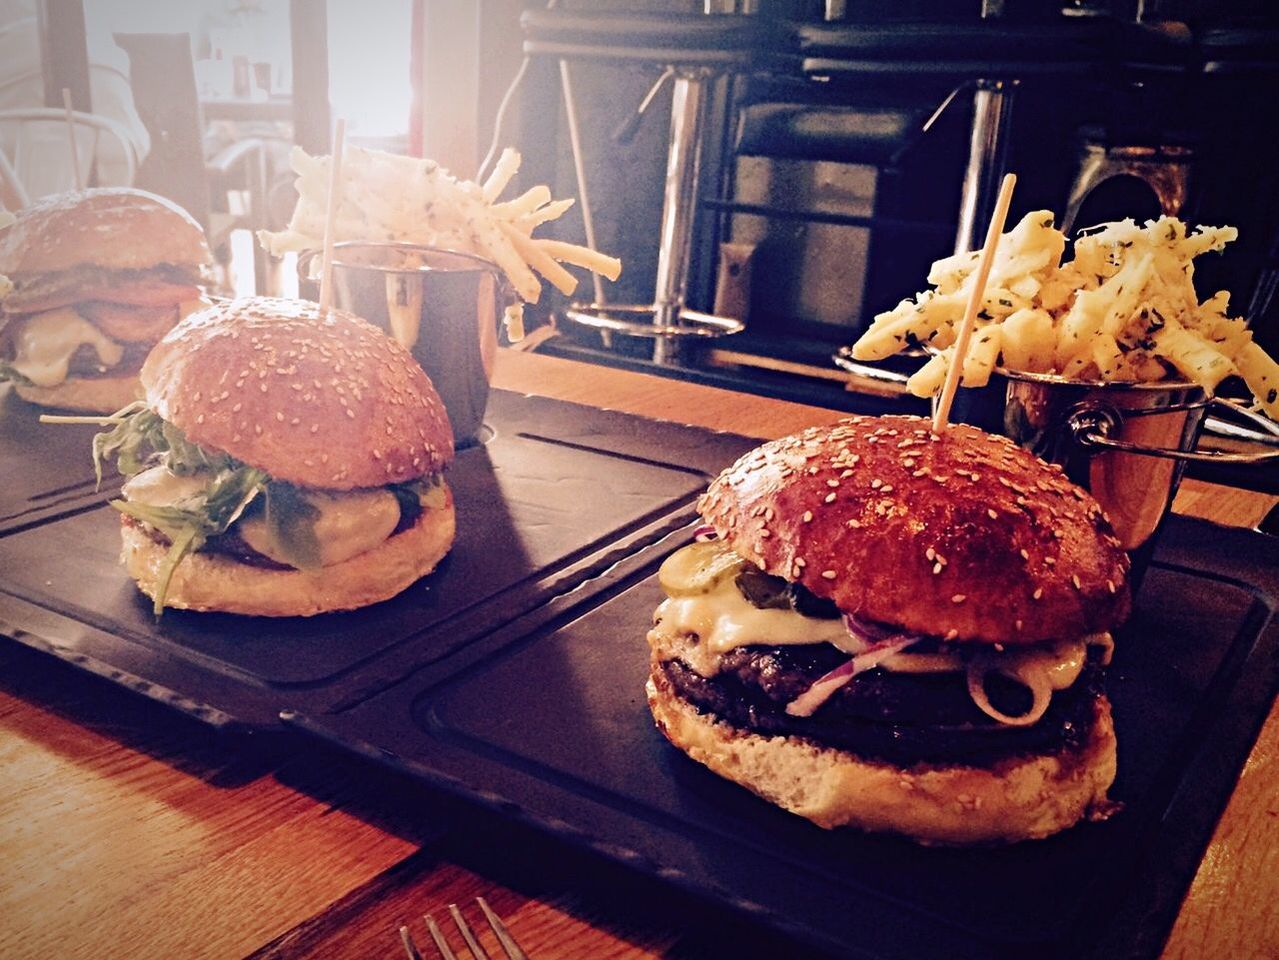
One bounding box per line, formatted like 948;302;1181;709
263;483;322;571
112;463;269;615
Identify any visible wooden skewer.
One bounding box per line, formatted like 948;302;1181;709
932;173;1017;433
317;118;347;314
61;88;83;191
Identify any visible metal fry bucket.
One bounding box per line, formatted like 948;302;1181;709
947;369;1279;585
299;242;513;447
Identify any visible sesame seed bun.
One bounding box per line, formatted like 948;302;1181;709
13;372;143;414
0;188;209;278
645;663;1117;845
120;487;455;617
697;415;1131;646
140;297;454;489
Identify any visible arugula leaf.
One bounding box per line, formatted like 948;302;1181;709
263;483;322;570
112;464;268;614
0;359;34;387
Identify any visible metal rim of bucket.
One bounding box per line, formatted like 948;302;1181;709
835;351;1279;465
298;241;509;281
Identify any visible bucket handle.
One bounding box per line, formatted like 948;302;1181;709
1068;397;1279;464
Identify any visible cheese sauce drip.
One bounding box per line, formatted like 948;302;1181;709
11;307;123;386
656;543;1110;727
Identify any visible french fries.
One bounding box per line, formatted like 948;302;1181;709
259;145;622;340
851;212;1279;418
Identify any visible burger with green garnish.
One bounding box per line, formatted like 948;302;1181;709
646;415;1131;845
69;296;455;616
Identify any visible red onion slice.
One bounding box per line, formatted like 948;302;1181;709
843;613;902;646
785;638;915;718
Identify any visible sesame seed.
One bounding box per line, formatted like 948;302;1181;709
926;547;936;561
951;594;966;604
1072;574;1082;590
827;479;840;489
846;519;861;529
1019;549;1029;560
1015;620;1023;631
759;529;771;539
1032;587;1043;600
824;492;837;503
945;628;959;640
821;570;837;580
1044;556;1056;566
254;424;262;435
795;557;806;568
880;484;894;493
988;509;999;520
871;479;882;490
1107;580;1116;594
802;510;813;523
345;409;355;419
275;412;284;422
933;562;943;575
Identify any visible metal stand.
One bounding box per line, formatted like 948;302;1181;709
953;78;1018;255
1060;140;1193;235
562;66;743;364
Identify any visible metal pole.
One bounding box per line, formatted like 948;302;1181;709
652;70;707;363
953;78;1017;255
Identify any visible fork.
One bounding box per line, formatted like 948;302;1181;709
399;896;530;960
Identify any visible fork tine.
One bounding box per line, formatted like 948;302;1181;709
424;914;459;960
448;903;492;960
399;925;425;960
476;897;529;960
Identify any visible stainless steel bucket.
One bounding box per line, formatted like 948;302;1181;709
299;242;512;447
946;369;1279;585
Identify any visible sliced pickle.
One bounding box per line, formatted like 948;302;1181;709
658;540;747;597
735;568;792;610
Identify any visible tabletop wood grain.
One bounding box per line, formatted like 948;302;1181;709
0;350;1276;960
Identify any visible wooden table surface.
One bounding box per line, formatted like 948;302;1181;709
1;350;1277;960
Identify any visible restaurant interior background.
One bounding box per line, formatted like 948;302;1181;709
5;2;1279;959
16;0;1278;414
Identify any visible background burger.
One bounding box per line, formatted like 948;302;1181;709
84;296;455;616
0;188;210;413
646;414;1131;845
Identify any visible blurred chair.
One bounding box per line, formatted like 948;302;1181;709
0;106;137;198
112;32;272;295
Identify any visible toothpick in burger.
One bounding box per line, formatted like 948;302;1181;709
646;415;1130;845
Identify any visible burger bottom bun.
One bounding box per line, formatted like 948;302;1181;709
14;374;143;414
645;660;1117;845
121;488;456;617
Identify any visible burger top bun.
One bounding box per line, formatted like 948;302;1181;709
698;414;1130;646
0;188;210;276
141;296;454;490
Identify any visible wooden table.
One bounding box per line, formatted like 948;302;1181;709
1;351;1276;960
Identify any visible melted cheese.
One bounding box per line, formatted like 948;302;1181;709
239;487;400;567
124;466;403;568
11;307;123;386
656;582;857;665
122;466;212;507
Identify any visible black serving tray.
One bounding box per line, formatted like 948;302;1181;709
286;515;1279;960
0;390;757;730
0;388;124;535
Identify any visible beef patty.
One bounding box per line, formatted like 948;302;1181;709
659;641;1105;768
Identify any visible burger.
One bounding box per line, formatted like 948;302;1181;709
0;188;211;413
645;415;1131;845
86;296;455;616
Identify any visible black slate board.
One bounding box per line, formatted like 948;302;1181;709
0;388;123;535
286;515;1279;960
0;390;757;730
